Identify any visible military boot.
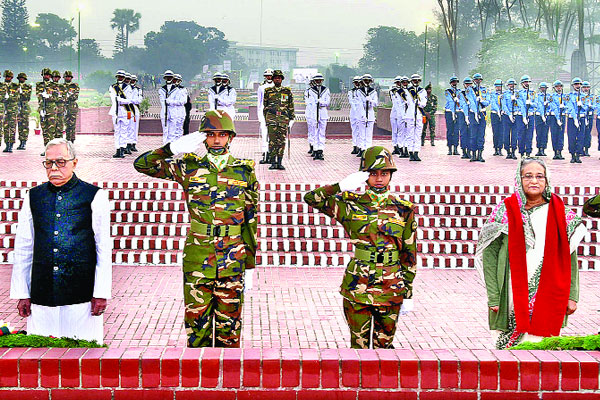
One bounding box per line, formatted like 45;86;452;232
351;146;358;154
453;145;459;155
401;147;410;158
430;137;435;146
553;150;560;160
308;144;313;155
130;144;138;152
576;153;582;163
447;146;452;155
392;145;400;155
16;141;26;150
461;148;469;159
276;156;286;170
584;147;590;157
413;152;421;161
570;153;576;163
470;150;478;162
3;143;13;153
314;150;324;160
477;149;485;162
259;152;269;164
112;148;124;158
558;150;564;160
123;146;132;155
357;149;364;158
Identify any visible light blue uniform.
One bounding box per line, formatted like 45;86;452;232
444;87;460;149
516;87;535;155
501;88;520;153
489;89;503;152
466;84;489;152
565;89;587;157
458;88;471;154
549;91;567;152
533;90;551;151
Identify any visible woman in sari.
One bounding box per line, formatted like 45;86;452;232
476;158;587;349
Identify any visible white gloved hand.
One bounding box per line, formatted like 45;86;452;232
39;110;46;118
525;99;532;105
522;115;528;126
577;101;583;107
42;92;50;99
454;97;459;104
465;117;470;126
557;120;562;127
509;115;514;123
169;131;207;154
511;95;516;101
244;269;254;292
574;119;580;129
289;120;295;129
4;93;8;100
559;104;565;109
18;87;22;94
399;299;414;316
338;171;370;192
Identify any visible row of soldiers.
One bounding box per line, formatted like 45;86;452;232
0;70;32;153
158;70;191;147
445;74;600;163
108;70;143;158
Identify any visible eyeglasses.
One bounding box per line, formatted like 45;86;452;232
42;158;74;169
521;174;546;182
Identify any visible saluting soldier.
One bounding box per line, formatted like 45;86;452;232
36;68;57;151
421;83;437;147
134;110;259;348
63;71;80;143
2;70;20;153
263;69;295;170
51;70;66;138
16;72;32;150
304;146;417;349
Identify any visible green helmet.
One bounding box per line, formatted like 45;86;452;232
272;69;284;79
63;70;73;78
3;70;13;78
41;68;52;76
17;72;27;80
359;146;397;172
52;70;61;78
200;110;236;137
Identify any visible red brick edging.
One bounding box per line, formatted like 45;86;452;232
0;347;599;399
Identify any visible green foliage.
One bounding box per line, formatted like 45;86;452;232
110;8;141;52
511;334;600;350
83;70;115;96
0;334;105;348
139;97;150;114
31;13;76;51
359;26;424;77
0;0;29;58
473;28;565;82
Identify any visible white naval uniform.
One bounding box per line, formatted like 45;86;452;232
10;190;112;344
108;82;134;149
257;81;274;153
348;87;362;147
159;83;175;135
358;86;379;150
208;85;237;120
129;85;142;146
390;86;405;148
164;85;187;145
305;85;331;151
404;85;428;152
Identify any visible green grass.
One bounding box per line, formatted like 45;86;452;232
0;334;106;348
511;334;600;350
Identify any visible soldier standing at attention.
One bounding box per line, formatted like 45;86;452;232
444;76;461;156
404;74;427;161
263;69;294;170
159;70;174;142
36;68;56;152
467;73;489;162
2;70;19;153
16;72;32;150
501;78;519;160
63;71;80;143
533;82;550;157
257;68;274;164
549;80;567;160
304;146;417;349
421;83;437;147
306;72;330;161
517;75;536;157
134;110;259;347
582;81;593;157
489;79;504;156
389;76;403;155
348;76;363;155
52;70;66;138
566;77;586;164
357;74;378;158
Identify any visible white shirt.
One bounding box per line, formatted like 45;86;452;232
305;86;331;121
257;81;274;123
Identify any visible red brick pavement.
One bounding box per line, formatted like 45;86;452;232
0;266;598;349
1;132;599;187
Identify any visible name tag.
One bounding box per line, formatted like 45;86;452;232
227;179;247;188
388;218;406;226
190;176;207;183
352;214;368;221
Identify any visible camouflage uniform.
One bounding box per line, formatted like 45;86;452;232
304;146;418;349
17;73;32;144
133;111;259;347
52;70;66;137
2;70;20;150
583;194;600;218
422;87;438;144
36;68;57;146
263;70;294;168
63;71;80;142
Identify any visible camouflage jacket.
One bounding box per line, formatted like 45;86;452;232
133;146;259;279
54;83;66;110
18;83;32;105
424;93;438;114
263;86;295;125
304;184;417;306
64;82;80;109
36;80;56;105
583;194;600;218
1;82;20;105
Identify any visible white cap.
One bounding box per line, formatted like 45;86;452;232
264;68;274;76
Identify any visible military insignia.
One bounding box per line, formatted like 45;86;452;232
281;93;288;102
397;198;413;207
352;214;368;221
227;179;248;188
388;218;406;226
190;176;207;183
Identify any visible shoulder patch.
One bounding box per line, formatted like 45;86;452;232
233;158;256;169
342;191;361;201
391;195;413;208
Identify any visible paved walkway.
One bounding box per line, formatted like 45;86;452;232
1;266;598;349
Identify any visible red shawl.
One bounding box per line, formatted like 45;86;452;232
505;193;572;336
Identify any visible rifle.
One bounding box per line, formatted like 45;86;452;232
510;88;516;122
41;83;48;122
472;86;479;123
446;88;456;121
558;92;564;126
542;92;547;123
576;90;581;130
525;88;530;126
316;86;320;134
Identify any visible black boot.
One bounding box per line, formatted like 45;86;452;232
357;149;364;158
112;148;124;158
308;144;313;155
576;153;582;163
506;150;512;159
535;148;544;156
413;151;421;161
584;147;590;157
478;149;485;162
558;150;564;160
570;154;576;163
541;149;546;156
453;145;459;155
259;152;269;164
3;143;13;153
447;146;453;155
123;145;132;155
351;146;358;154
553;150;560;160
408;151;414;161
498;148;503;156
16;140;26;150
470;150;477;162
461;149;469;159
430;138;435;146
276;155;286;170
314;150;324;160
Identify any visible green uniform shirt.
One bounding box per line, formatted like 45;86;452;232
133;146;259;279
304;184;417;306
64;82;80;110
424;93;438;114
263;86;295;125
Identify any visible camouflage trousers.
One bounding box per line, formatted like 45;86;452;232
18;106;30;141
3;110;17;144
422;114;436;142
183;272;244;348
65;105;78;142
343;298;401;349
41;105;58;146
55;105;65;136
267;124;287;157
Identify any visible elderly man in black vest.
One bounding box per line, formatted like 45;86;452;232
10;138;112;343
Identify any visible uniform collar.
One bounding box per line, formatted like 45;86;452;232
364;188;390;207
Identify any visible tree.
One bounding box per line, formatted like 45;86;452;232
142;21;228;81
473;28;565;81
358;26;424;76
437;0;460;75
31;13;76;51
110;8;141;53
84;70;115;94
0;0;29;58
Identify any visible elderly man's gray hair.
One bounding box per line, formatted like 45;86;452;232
45;138;76;159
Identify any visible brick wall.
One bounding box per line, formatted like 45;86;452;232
1;347;599;399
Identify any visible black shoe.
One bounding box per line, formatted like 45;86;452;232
276;156;285;170
453;146;459;155
123;146;131;155
470;151;477;162
16;141;26;150
498;149;503;156
392;146;399;155
413;151;421;161
553;150;560;160
535;149;543;156
570;154;576;163
130;144;138;152
461;149;469;159
357;149;364;158
447;147;453;155
259;152;269;164
430;139;435;146
576;153;582;163
314;150;324;160
408;151;414;161
558;151;564;160
478;149;485;162
351;146;358;154
3;143;13;153
40;152;45;156
541;149;546;156
113;148;124;158
584;148;590;157
308;144;313;155
398;148;407;158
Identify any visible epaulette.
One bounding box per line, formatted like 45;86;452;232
391;195;413;208
342;191;361;201
233;158;256;169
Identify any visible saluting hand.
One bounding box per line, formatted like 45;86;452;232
339;171;369;192
169;131;207;155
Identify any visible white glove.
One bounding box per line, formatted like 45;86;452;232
4;93;8;100
511;95;516;101
522;115;528;126
509;115;514;123
18;87;22;94
577;101;583;107
399;299;414;316
244;269;254;292
454;97;459;104
169;131;207;154
557;120;562;127
541;116;546;123
574;118;580;129
338;171;369;192
39;110;46;118
526;100;532;105
559;104;565;109
42;92;50;99
289;120;295;129
465;117;470;126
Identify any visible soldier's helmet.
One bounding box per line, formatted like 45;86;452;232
582;81;591;88
63;70;73;78
163;70;174;78
506;78;517;85
472;73;483;80
393;76;402;83
17;72;27;80
4;70;13;78
200;110;236;137
360;146;397;173
539;82;548;89
463;77;473;84
272;70;284;79
352;76;361;82
571;77;583;85
52;70;61;78
41;68;52;76
410;73;422;81
494;79;503;87
553;80;563;87
520;75;531;83
449;76;459;84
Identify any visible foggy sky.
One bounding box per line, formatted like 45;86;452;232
26;0;438;66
